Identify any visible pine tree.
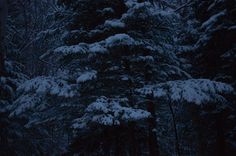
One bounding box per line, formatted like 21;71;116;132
53;1;194;155
0;59;44;155
191;0;236;86
171;0;236;155
191;1;236;155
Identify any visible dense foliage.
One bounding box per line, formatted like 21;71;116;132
0;0;235;155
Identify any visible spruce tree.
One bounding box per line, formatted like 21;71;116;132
171;0;236;155
54;1;195;155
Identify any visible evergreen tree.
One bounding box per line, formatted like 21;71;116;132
174;0;236;155
191;1;236;155
53;0;210;155
192;0;236;85
54;1;234;155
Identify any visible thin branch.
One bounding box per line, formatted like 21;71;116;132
38;58;62;69
161;0;177;10
174;1;193;12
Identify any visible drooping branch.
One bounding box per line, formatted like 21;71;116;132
174;1;193;12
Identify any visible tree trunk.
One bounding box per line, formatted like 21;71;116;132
129;123;138;156
168;101;181;156
0;0;7;76
147;94;160;156
216;113;225;156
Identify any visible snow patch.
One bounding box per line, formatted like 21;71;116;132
77;70;97;83
105;34;135;47
105;19;125;28
201;10;226;30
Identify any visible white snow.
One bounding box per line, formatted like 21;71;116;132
124;0;138;8
73;41;109;54
101;7;114;13
72;96;150;129
88;43;108;53
76;70;97;83
105;34;136;47
17;76;76;97
136;79;234;105
136;56;155;62
92;114;117;126
228;25;236;30
10;95;41;116
201;10;226;30
105;19;125;28
121;75;129;81
54;43;88;55
161;64;192;79
54;34;136;56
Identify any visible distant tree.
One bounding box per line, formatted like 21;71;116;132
191;1;236;155
175;0;236;155
0;0;8;76
192;0;236;86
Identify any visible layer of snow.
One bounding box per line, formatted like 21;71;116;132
105;19;125;28
89;43;107;53
201;10;226;30
54;44;88;55
135;56;155;63
54;34;136;55
17;76;76;97
124;0;138;8
105;34;135;47
228;25;236;31
136;79;234;105
160;64;192;79
77;70;97;83
72;96;150;129
10;95;42;116
101;7;114;13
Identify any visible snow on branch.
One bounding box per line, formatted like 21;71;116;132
17;76;76;97
54;34;136;56
104;19;126;28
76;70;97;83
136;79;234;105
201;10;226;30
10;95;42;116
72;96;150;129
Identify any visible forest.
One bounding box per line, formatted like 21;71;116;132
0;0;236;155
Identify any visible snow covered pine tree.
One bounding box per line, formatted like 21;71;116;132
1;0;58;154
165;0;236;155
193;0;236;86
190;0;236;155
52;0;234;155
54;0;190;155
